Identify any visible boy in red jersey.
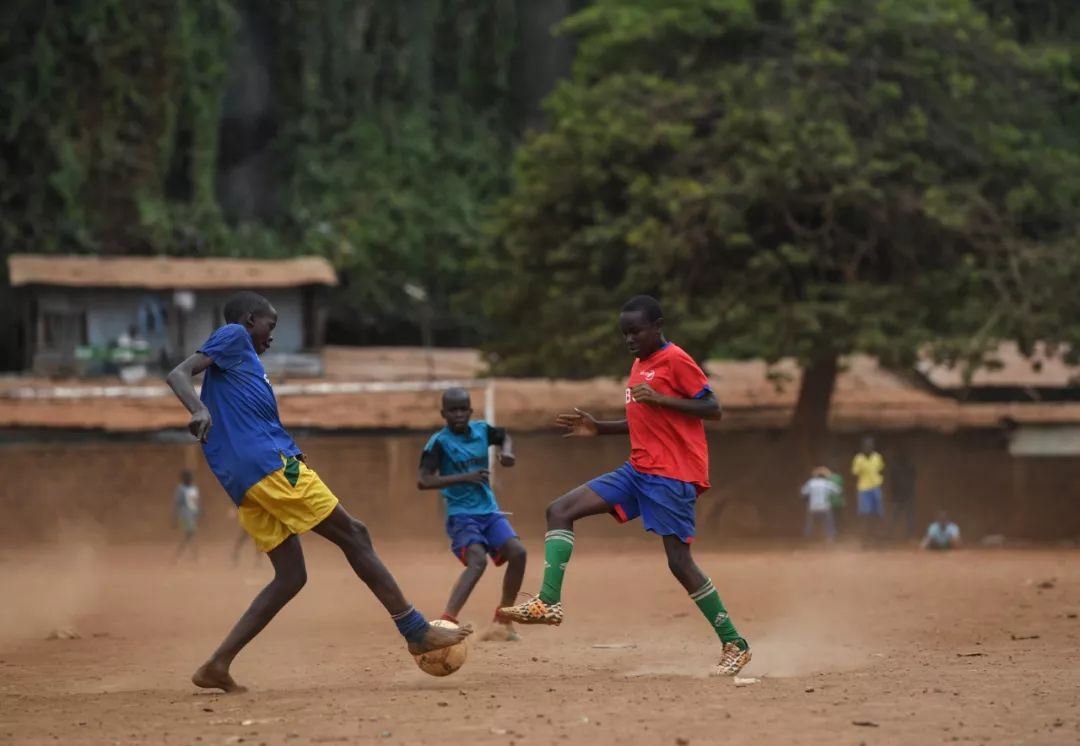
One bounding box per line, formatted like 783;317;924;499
498;296;751;676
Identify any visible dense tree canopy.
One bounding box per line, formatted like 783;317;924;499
0;0;529;359
2;0;1079;389
484;0;1080;388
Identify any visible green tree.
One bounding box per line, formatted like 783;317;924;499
265;0;519;342
484;0;1080;457
0;0;525;362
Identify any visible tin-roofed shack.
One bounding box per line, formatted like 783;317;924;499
7;254;337;376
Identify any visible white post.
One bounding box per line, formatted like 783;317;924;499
485;379;496;486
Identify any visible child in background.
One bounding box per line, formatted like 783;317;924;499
801;467;839;542
922;511;962;550
852;436;886;538
173;469;201;562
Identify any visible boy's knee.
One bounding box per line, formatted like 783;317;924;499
544;500;559;523
502;543;526;565
546;497;571;524
348;518;372;547
665;546;693;578
464;545;488;573
276;565;308;595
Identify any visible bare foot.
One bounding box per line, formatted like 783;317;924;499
192;660;247;693
407;622;473;655
479;622;521;642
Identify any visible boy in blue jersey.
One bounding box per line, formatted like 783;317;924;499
418;388;526;641
167;291;470;693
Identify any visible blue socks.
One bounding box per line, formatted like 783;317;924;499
392;606;429;643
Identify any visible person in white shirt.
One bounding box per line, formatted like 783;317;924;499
173;469;202;562
801;467;840;542
922;511;961;550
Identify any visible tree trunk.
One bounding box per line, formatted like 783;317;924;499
512;0;577;131
789;355;839;471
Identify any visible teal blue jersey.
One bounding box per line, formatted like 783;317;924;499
420;420;505;516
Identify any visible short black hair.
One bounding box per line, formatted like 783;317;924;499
442;387;471;407
621;295;663;322
222;291;273;324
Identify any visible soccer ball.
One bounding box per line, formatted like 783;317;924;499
413;619;469;677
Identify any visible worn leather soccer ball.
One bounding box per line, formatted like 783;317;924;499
413;619;469;677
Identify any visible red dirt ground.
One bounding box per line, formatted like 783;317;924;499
2;539;1078;745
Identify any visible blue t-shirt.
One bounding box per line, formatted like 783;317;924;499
420;420;505;516
198;324;301;504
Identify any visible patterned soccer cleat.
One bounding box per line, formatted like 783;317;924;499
712;640;752;677
496;595;563;626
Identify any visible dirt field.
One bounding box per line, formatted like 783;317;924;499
2;538;1078;745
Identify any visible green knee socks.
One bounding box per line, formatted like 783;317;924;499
538;530;574;605
690;578;746;648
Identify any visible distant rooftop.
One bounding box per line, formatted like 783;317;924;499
917;342;1079;390
7;254;338;290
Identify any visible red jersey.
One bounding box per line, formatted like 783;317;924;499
625;343;712;491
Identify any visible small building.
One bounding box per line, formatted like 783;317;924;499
8;254;338;376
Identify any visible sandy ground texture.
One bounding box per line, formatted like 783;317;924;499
2;538;1079;745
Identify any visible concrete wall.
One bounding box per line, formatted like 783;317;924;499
3;429;1078;546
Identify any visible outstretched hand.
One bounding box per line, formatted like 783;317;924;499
555;408;600;437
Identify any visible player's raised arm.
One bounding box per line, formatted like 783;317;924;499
167;352;214;442
496;430;516;467
555;408;629;436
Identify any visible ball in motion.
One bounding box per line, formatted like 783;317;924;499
414;619;469;677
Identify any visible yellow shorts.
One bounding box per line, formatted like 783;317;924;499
238;456;339;552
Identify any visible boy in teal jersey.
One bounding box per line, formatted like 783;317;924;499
419;388;526;641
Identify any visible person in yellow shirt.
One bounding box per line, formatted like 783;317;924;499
852;436;886;533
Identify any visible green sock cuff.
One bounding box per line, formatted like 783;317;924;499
689;579;716;601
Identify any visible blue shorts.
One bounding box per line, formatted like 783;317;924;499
858;487;884;517
587;462;698;543
446;513;518;566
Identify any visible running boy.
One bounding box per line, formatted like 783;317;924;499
418;388;526;641
498;295;751;676
167;291;469;692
